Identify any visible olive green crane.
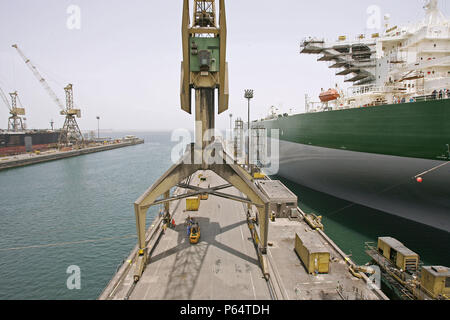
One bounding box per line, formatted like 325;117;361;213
132;0;271;283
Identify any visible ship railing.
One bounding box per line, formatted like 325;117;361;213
415;93;450;102
301;35;377;48
401;26;450;49
425;71;450;79
347;85;394;96
388;52;408;64
364;241;377;251
336;282;370;300
300;37;325;46
411;56;450;71
347;83;426;97
305;100;332;113
398;27;426;49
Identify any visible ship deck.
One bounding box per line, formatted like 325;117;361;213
100;171;386;300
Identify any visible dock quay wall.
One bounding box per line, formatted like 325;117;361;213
0;139;144;171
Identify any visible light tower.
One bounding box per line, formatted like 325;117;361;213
244;89;254;166
96;116;100;139
229;112;233;141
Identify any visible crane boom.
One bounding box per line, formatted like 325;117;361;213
12;44;65;112
0;86;11;110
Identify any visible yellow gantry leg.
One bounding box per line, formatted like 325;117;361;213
132;151;270;281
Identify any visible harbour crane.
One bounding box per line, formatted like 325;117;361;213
131;1;270;284
12;44;84;146
0;86;25;132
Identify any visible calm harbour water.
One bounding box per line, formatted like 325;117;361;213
0;131;448;299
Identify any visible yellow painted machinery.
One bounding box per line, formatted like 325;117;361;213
377;237;419;273
130;0;271;283
295;232;330;274
304;213;324;230
0;88;26;132
180;0;229;115
189;223;201;244
253;172;265;179
366;237;450;300
12;45;84;147
420;266;450;299
186;197;200;211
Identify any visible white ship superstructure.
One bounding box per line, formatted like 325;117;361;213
300;0;450;112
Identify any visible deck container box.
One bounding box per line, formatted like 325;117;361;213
295;232;330;274
421;266;450;298
186;197;200;211
257;180;297;218
377;237;419;272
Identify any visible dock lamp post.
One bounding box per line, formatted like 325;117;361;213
229;113;233;140
96;116;100;139
244;89;254;167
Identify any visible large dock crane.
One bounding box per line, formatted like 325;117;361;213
59;83;83;146
12;44;84;146
0;86;25;132
131;0;270;283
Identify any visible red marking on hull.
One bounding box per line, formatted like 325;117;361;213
0;144;55;157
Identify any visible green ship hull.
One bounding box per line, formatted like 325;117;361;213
255;99;450;231
259;99;449;161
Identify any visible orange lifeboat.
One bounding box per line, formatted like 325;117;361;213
319;89;340;102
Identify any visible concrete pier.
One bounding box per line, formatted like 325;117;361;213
100;170;387;300
0;139;144;171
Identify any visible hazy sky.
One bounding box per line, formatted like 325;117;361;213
0;0;448;132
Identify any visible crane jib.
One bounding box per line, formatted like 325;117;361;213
12;44;66;112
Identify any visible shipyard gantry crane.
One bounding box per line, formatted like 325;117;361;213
0;86;25;132
132;0;270;283
12;44;84;146
59;84;83;146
